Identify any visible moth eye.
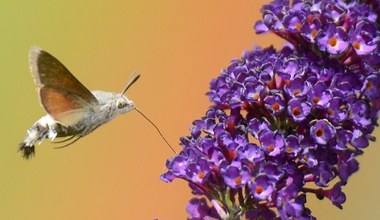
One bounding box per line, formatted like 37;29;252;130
117;100;126;109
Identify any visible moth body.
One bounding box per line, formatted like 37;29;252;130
19;91;134;159
19;46;137;159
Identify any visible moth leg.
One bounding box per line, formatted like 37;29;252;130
54;136;82;149
52;135;76;144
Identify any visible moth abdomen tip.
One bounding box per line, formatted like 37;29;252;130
18;142;36;160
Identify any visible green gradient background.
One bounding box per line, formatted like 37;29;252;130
0;1;379;219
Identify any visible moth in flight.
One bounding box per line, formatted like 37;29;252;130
19;47;175;159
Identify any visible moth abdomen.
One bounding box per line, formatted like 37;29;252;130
19;115;58;159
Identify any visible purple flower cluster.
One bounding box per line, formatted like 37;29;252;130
255;0;380;68
161;1;380;219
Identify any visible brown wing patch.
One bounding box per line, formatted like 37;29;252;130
39;87;92;126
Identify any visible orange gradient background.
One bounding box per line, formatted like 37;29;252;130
0;1;379;219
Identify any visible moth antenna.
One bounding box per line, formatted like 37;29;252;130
121;70;140;96
135;107;177;154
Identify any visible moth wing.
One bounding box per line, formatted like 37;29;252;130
54;109;91;127
39;86;94;126
29;46;98;126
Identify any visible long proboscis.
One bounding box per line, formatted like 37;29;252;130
121;70;140;95
135;107;177;154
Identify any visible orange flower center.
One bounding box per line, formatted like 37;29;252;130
327;108;334;116
255;186;264;194
328;37;337;47
292;107;301;116
253;93;260;99
311;29;318;39
267;145;275;152
295;22;302;31
197;172;205;179
352;41;361;50
313;97;320;104
286;147;293;153
316;128;324;137
234;177;242;185
272;103;280;111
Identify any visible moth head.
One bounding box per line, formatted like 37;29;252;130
116;95;134;114
115;70;140;114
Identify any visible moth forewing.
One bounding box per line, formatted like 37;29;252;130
29;46;98;122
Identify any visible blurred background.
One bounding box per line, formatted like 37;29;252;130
0;0;379;219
